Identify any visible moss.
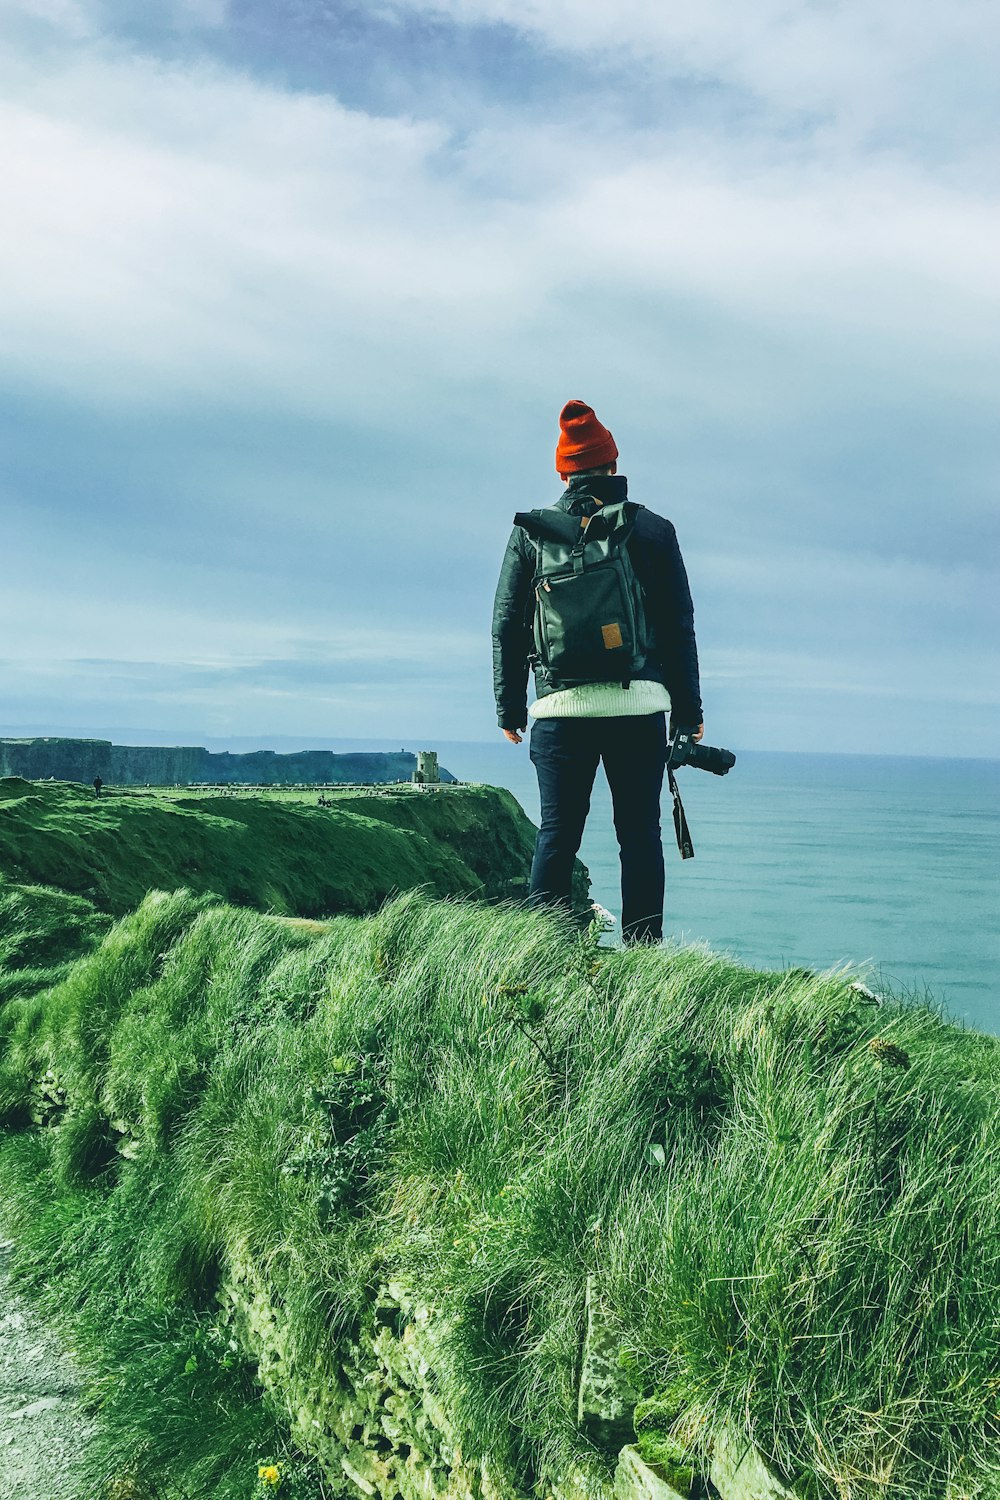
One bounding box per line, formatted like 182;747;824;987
634;1390;697;1494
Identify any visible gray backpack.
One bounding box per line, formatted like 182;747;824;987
513;500;649;690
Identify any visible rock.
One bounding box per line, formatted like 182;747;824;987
614;1446;693;1500
709;1425;798;1500
4;1395;65;1420
576;1276;638;1450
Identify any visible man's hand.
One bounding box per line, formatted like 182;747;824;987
503;728;525;744
693;723;704;743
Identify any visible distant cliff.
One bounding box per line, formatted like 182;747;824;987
0;738;454;786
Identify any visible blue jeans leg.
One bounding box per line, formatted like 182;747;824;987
528;717;600;914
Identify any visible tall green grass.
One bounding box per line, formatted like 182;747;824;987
1;889;997;1499
0;873;109;1003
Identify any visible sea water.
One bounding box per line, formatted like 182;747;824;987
434;742;1000;1035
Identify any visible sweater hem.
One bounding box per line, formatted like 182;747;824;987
529;681;672;720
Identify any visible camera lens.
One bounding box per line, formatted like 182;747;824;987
688;743;736;776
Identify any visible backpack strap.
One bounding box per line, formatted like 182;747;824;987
514;508;592;585
582;499;641;542
513;509;587;546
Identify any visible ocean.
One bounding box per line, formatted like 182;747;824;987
432;741;1000;1035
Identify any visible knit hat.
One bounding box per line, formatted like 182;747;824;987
555;400;618;474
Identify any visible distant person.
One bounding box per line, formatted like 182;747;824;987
93;776;103;798
491;400;703;944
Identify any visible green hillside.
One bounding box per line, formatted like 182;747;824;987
2;775;993;1500
1;889;997;1500
0;777;584;921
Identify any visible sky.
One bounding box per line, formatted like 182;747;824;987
1;0;998;755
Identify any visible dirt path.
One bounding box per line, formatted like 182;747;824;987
0;1238;96;1500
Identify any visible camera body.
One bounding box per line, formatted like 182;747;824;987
668;726;736;777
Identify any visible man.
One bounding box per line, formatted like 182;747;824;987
491;400;703;944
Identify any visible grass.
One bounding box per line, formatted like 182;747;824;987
0;777;573;917
0;873;110;1003
0;1132;334;1500
1;888;998;1499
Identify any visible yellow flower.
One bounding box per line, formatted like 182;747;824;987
258;1463;282;1487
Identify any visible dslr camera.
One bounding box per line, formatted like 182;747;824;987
668;726;736;777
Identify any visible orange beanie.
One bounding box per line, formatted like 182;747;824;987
555;400;618;474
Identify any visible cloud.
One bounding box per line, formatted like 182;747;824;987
380;0;1000;165
5;0;228;36
5;0;95;35
0;43;465;413
2;4;997;428
0;648;485;740
0;3;997;751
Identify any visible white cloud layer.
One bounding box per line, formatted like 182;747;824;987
0;1;997;751
383;0;1000;164
2;7;998;417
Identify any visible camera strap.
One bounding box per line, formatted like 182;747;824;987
667;768;694;859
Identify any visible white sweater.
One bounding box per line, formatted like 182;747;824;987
529;680;671;719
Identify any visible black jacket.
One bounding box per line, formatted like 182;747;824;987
491;474;703;731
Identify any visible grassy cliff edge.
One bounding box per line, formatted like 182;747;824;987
1;888;998;1500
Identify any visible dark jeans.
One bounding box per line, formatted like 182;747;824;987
528;712;668;944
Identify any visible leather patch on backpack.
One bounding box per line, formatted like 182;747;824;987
602;623;623;650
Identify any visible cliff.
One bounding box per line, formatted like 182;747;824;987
0;891;994;1500
0;737;455;786
0;777;585;918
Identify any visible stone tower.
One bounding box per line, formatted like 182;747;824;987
412;750;440;784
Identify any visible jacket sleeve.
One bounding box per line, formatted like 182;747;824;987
638;516;703;727
491;526;534;730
